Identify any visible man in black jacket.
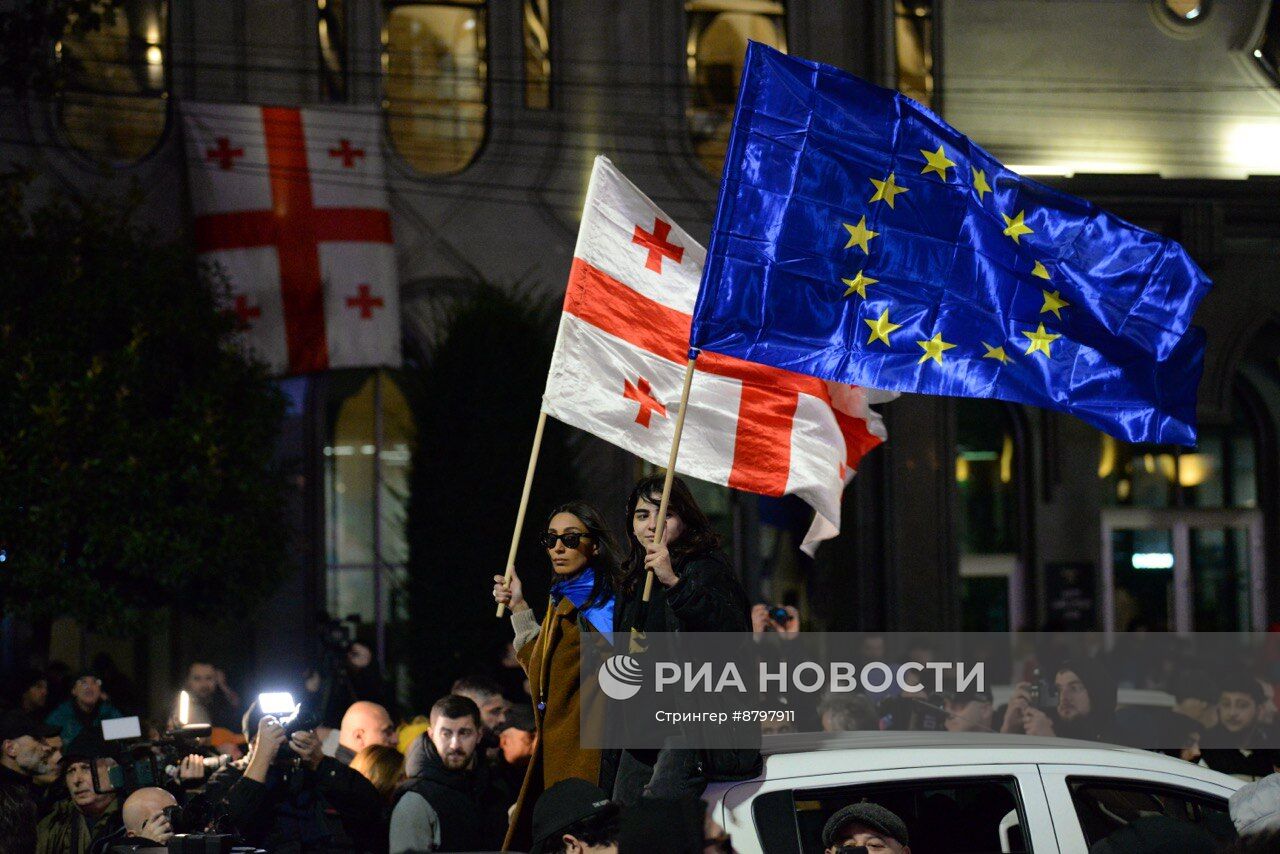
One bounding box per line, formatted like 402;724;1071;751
389;695;508;853
208;704;386;852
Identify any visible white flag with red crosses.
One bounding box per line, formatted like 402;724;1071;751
182;102;401;375
544;157;894;552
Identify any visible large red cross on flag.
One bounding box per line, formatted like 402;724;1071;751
182;102;401;375
544;157;894;552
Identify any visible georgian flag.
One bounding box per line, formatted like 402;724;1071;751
544;157;893;552
182;102;401;375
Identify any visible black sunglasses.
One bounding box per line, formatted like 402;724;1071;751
539;531;592;550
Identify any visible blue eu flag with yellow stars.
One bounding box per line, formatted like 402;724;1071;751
689;43;1210;446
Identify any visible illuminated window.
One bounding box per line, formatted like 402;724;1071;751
895;0;933;108
523;0;550;109
324;371;416;647
384;1;487;174
57;0;168;163
319;0;349;102
685;0;786;177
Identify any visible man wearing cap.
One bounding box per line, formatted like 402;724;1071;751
44;673;122;745
34;730;121;854
823;802;911;854
944;688;994;733
529;778;619;854
495;704;536;806
0;709;58;800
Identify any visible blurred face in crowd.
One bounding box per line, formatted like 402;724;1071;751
430;713;479;771
1056;670;1091;721
341;701;398;752
827;823;910;854
457;692;507;734
547;512;596;577
66;759;116;816
22;679;48;712
860;636;886;661
944;698;993;733
72;675;103;710
499;727;534;765
631;495;685;549
185;664;217;702
2;735;53;775
1219;691;1260;733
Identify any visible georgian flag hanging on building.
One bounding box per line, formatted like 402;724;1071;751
544;157;894;552
182;102;401;375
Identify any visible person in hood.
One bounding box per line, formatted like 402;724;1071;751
389;695;507;853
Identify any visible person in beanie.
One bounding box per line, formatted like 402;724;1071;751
389;694;507;853
43;673;122;744
822;802;911;854
529;779;619;854
35;730;121;854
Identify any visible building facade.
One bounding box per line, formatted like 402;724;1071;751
8;0;1280;703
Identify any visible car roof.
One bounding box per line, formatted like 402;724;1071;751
747;731;1242;787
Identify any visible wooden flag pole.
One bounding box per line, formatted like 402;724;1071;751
496;410;549;618
642;356;698;604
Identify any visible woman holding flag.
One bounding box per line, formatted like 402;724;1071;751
612;474;752;803
491;500;620;850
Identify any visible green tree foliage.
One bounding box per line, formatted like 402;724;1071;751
403;285;579;708
0;184;288;629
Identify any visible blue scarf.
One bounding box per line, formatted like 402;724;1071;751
550;566;615;642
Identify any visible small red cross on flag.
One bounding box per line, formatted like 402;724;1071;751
329;139;365;168
632;218;684;274
622;376;668;427
183;103;400;375
206;137;244;170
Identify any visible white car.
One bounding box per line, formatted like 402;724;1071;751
702;731;1242;853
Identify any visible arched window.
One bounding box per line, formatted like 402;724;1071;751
685;0;786;177
383;1;487;175
325;371;416;655
57;0;168;163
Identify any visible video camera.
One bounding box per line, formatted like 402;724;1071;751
95;717;229;796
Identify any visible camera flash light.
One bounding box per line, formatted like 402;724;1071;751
258;692;295;715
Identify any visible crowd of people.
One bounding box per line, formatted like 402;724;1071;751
3;472;1280;851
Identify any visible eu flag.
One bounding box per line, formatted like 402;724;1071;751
689;43;1210;446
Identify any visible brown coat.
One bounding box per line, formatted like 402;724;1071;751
502;596;606;851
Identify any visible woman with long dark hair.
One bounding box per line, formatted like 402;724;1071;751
613;474;752;803
491;500;620;850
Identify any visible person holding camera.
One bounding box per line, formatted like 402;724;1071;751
209;703;386;852
1000;659;1118;742
120;788;177;846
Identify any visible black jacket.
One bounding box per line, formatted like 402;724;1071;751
393;741;508;852
620;549;751;635
209;756;386;853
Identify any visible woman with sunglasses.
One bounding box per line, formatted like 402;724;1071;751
491;500;621;851
612;474;752;804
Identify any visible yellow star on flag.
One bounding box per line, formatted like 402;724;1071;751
917;332;957;365
1032;261;1050;280
1040;289;1070;319
973;167;992;201
841;270;878;299
842;216;879;254
1022;323;1062;357
869;173;909;209
864;309;902;346
920;145;955;180
982;342;1010;364
1002;210;1034;244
